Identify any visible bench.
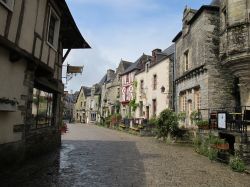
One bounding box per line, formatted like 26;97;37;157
119;124;126;129
130;127;139;131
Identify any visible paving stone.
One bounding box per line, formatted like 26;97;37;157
0;124;249;187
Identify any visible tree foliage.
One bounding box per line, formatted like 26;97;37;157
156;109;179;139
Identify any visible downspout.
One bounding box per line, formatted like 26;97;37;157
172;44;176;111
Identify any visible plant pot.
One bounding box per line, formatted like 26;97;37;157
215;143;229;150
198;125;209;130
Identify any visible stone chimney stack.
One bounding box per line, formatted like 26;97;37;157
152;49;162;63
107;69;115;81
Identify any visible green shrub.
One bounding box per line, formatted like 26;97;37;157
194;133;224;159
196;120;209;127
156;109;179;139
148;117;158;127
208;148;218;160
190;110;201;124
229;156;246;172
129;99;139;112
178;112;186;122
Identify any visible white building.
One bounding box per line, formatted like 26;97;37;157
134;45;175;119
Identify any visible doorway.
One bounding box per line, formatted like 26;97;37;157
146;106;149;119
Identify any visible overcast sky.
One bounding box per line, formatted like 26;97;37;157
64;0;211;92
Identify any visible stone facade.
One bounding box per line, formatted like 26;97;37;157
173;5;235;127
120;54;151;118
0;0;90;167
86;84;101;123
74;87;91;123
219;0;250;107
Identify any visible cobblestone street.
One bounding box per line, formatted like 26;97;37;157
1;124;249;187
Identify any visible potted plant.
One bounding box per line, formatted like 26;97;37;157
190;110;201;125
196;120;209;130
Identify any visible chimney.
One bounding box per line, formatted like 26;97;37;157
107;69;115;81
152;49;162;63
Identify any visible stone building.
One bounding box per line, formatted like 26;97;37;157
173;3;235;127
219;0;250;108
0;0;90;166
120;54;151;118
86;84;102;123
74;86;91;123
99;69;116;117
173;0;250;166
63;91;78;122
100;61;132;118
218;0;250;166
134;45;175;119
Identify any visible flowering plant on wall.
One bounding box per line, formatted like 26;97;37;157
0;97;18;106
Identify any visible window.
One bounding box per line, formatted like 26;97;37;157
47;8;60;50
125;86;130;101
139;101;143;116
152;99;157;117
184;50;189;71
194;88;201;110
117;88;120;98
179;93;186;112
81;102;83;107
140;80;144;93
222;8;227;28
31;88;53;129
84;101;86;107
0;0;14;10
153;74;157;90
145;62;150;72
91;113;96;121
126;74;129;83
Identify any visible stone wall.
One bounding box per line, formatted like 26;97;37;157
175;8;236;117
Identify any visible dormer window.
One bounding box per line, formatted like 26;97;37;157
0;0;14;10
126;74;129;83
145;62;150;72
140;80;144;93
47;7;60;50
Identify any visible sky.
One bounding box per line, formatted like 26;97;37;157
64;0;212;92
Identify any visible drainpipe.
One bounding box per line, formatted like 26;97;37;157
172;44;176;111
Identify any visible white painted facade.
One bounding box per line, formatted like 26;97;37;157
134;57;172;119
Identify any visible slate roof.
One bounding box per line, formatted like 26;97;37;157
121;54;151;75
162;44;175;56
82;86;91;96
121;60;133;70
99;74;108;84
93;84;102;95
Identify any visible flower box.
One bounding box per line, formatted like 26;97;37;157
0;103;17;112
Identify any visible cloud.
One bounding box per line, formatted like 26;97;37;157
64;0;211;92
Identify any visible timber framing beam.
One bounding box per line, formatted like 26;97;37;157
62;48;71;63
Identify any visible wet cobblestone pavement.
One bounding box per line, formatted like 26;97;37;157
0;124;249;187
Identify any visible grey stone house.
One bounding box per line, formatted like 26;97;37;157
86;84;102;123
100;60;132;118
173;2;235;127
173;0;250;166
0;0;90;167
